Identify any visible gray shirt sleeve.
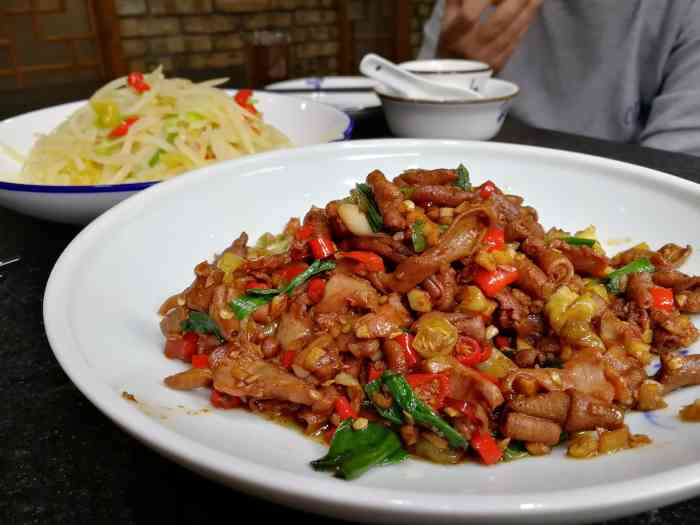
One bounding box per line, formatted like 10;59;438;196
633;2;700;155
418;0;443;59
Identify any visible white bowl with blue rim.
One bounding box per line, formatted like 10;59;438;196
0;91;353;225
376;78;519;141
265;76;381;117
399;59;493;93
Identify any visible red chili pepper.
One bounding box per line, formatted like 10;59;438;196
164;332;198;362
307;277;326;303
471;430;502;465
445;398;478;422
494;335;511;349
455;336;492;367
280;350;296;369
393;333;418;368
650;286;675;312
474;265;519;297
323;426;337;444
478;180;499;200
109;116;139;139
210;389;241;409
245;280;269;291
183;331;198;344
334;396;357;420
367;362;383;382
295;224;313;241
483;226;505;252
127;72;150;93
280;262;308;283
191;354;209;369
337;251;385;272
234;89;258;114
406;373;450;411
309;237;336;260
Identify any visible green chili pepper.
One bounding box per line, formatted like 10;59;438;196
454;163;471;191
411;220;426;253
228;295;271;320
562;236;596;247
605;257;655;294
245;287;280;297
91;100;121;129
185;111;206;121
280;259;336;294
399;186;415;198
502;440;529;462
148;148;164;167
228;260;335;320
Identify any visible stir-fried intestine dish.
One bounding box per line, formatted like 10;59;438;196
14;68;290;185
158;165;700;479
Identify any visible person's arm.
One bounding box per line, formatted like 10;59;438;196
418;0;541;72
640;2;700;155
418;0;444;59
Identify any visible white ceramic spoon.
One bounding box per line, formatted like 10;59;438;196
359;53;483;100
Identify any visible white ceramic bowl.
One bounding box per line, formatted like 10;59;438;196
376;78;519;140
399;59;493;92
265;76;381;115
0;91;353;225
44;139;700;524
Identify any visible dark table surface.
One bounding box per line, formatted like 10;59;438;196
3;82;700;525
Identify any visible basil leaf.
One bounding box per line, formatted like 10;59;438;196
563;236;595;247
411;220;426;253
310;419;408;480
381;371;468;450
364;379;404;425
229;295;272;320
455;164;471;191
355;183;383;233
181;311;224;342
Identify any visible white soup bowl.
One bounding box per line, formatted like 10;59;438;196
376;77;519;141
399;59;493;93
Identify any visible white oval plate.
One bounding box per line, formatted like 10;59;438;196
266;76;381;113
0;91;352;224
44;139;700;524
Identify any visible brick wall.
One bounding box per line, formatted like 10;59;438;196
116;0;437;82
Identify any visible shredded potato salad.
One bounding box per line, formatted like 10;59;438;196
16;68;291;185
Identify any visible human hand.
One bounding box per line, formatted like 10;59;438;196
437;0;543;73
